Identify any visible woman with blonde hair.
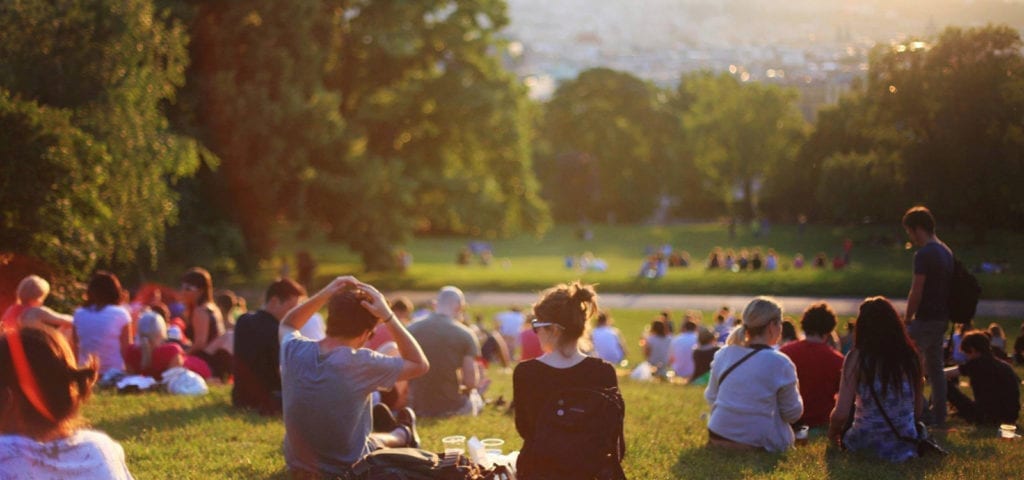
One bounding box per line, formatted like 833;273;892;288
705;297;803;451
0;325;133;478
513;282;625;479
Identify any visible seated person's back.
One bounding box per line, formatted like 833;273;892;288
279;277;429;476
779;302;844;427
124;310;183;381
407;287;481;417
233;278;306;414
513;282;625;480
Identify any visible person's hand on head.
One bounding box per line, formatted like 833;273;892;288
356;282;393;321
323;276;358;295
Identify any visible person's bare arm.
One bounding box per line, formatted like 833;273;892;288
828;350;860;446
279;276;358;343
905;273;926;322
461;355;479;389
189;307;210;353
357;282;429;381
120;323;132;354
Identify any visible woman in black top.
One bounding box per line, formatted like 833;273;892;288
512;282;625;480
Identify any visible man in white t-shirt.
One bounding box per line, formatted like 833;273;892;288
670;319;700;378
590;311;626;365
495;307;525;360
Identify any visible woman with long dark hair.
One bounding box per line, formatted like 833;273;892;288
72;272;132;374
180;267;228;379
828;296;924;463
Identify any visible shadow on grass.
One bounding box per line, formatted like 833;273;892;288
671;444;783;478
823;444;945;480
92;398;281;439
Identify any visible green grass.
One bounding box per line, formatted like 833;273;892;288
82;308;1024;479
253;223;1024;301
85;369;1024;479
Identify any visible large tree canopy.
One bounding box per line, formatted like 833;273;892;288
176;0;549;271
0;0;202;290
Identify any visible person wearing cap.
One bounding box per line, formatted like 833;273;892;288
705;297;803;451
279;276;429;477
406;286;482;417
0;325;133;479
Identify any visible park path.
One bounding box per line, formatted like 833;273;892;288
391;290;1024;318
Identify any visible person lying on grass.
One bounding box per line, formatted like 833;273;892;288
0;325;133;479
278;276;429;478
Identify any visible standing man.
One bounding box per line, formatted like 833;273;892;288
903;206;954;427
232;278;306;415
407;286;481;417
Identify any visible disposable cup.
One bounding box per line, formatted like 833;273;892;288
442;435;466;456
481;438;505;455
1000;424;1017;440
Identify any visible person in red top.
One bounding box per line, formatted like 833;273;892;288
518;327;543;361
780;302;845;427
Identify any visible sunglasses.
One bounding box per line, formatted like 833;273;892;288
531;319;564;334
180;284;199;293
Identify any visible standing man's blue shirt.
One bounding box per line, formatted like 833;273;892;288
913;241;953;320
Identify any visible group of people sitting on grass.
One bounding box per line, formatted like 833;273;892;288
2;266;1021;478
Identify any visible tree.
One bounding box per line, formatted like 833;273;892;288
866;25;1024;237
174;0;549;271
539;68;677;222
324;0;550;242
678;72;807;220
0;0;202;284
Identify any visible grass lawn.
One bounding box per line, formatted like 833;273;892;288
85;370;1024;479
254;223;1024;301
83;307;1024;479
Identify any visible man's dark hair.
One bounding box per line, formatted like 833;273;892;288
960;330;992;356
265;278;306;303
902;206;935;234
326;290;377;338
683;320;699;332
800;302;838;337
389;296;413;314
596;311;610;326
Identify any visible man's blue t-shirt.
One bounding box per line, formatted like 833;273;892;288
913;241;953;321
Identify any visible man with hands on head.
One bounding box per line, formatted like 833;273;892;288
278;276;430;478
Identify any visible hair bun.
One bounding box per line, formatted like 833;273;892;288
570;282;596;305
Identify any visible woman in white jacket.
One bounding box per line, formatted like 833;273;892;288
705;297;803;451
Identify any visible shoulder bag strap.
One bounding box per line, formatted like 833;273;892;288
867;381;918;443
718;345;769;385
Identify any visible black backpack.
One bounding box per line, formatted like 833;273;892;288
350;448;511;480
524;387;626;480
947;257;981;324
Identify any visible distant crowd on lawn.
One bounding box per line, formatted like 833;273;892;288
1;207;1022;478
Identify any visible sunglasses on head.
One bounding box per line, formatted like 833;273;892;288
531;319;564;334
